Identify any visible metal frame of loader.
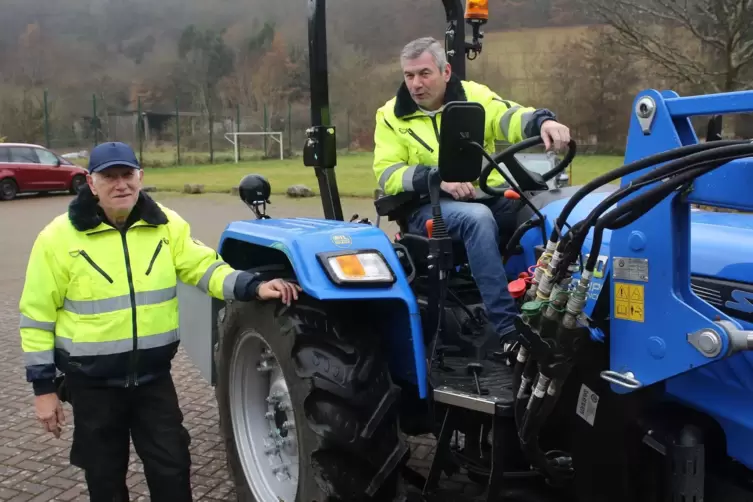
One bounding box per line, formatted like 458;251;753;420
301;2;550;500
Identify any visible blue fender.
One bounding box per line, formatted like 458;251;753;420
218;217;429;398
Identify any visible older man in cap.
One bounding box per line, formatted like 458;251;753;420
18;142;300;501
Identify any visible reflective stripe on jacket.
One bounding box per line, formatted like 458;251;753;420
373;75;555;196
19;187;241;394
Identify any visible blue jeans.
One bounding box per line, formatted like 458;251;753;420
408;197;521;340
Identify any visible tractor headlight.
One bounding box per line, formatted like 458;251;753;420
318;250;395;286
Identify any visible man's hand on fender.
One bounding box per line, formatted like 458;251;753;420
257;279;302;306
540;120;571;152
441;181;476;201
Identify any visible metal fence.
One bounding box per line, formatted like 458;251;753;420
1;89;359;167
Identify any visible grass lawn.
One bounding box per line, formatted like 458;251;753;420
142;151;376;197
567;154;625;186
141;151;625;198
71;148;240;168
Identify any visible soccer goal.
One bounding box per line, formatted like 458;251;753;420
224;131;284;162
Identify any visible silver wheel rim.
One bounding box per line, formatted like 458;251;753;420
229;331;299;501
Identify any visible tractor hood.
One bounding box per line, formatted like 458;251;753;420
690;210;753;284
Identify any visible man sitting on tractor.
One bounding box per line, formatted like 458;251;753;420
372;36;571;342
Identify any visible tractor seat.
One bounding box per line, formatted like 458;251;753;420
373;191;425;226
374;192;469;268
374;192;508;271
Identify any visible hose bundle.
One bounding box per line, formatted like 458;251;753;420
551;140;753;281
511;137;753;486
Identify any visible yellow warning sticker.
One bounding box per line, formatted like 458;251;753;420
614;282;645;323
616;283;630;301
615;300;629;318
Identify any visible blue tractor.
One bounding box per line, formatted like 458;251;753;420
179;1;753;500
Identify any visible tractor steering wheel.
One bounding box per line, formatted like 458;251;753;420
478;136;577;197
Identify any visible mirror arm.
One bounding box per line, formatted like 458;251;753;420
425;167;454;373
467;140;522;192
428;168;447;237
426;168;454;274
467;140;548;244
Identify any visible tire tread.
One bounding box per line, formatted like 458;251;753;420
215;296;408;501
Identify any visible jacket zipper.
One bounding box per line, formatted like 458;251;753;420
407;128;434;153
430;116;440;142
145;240;163;276
78;250;114;284
120;231;139;387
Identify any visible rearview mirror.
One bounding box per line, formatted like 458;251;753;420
706;115;723;142
438;101;485;183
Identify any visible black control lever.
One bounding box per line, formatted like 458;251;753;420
466;362;488;395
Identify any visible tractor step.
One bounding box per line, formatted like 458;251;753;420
431;356;515;415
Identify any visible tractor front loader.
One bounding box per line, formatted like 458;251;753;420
177;1;753;501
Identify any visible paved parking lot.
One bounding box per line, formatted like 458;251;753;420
0;191;477;501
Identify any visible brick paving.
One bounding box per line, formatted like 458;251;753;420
0;192;479;501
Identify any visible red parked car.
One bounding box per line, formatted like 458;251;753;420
0;143;89;201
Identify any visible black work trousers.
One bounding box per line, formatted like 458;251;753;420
68;374;193;502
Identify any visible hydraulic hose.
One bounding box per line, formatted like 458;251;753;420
554;144;753;278
583;161;726;271
553;220;586;258
553;139;751;244
518;376;573;485
503;218;541;263
512;358;525;426
571;157;733;274
562;142;753;252
514;356;537;431
550;140;751;245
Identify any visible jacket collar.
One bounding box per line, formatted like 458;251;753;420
68;185;168;232
394;73;467;118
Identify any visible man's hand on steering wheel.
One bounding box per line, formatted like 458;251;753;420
540;120;571;152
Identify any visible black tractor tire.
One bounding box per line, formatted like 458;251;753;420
0;178;17;201
215;296;410;502
69;174;86;194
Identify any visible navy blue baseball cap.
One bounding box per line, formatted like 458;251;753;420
88;142;141;174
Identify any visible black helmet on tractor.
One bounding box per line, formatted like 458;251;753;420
238;174;271;219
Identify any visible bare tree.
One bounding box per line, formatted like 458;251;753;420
0;88;45;144
546;28;641;151
579;0;753;93
14;23;52;88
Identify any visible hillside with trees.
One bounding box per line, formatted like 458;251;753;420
0;0;750;159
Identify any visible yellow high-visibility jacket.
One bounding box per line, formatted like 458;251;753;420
19;187;253;395
373;75;556;196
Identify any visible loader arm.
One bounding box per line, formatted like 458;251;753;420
607;89;753;391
